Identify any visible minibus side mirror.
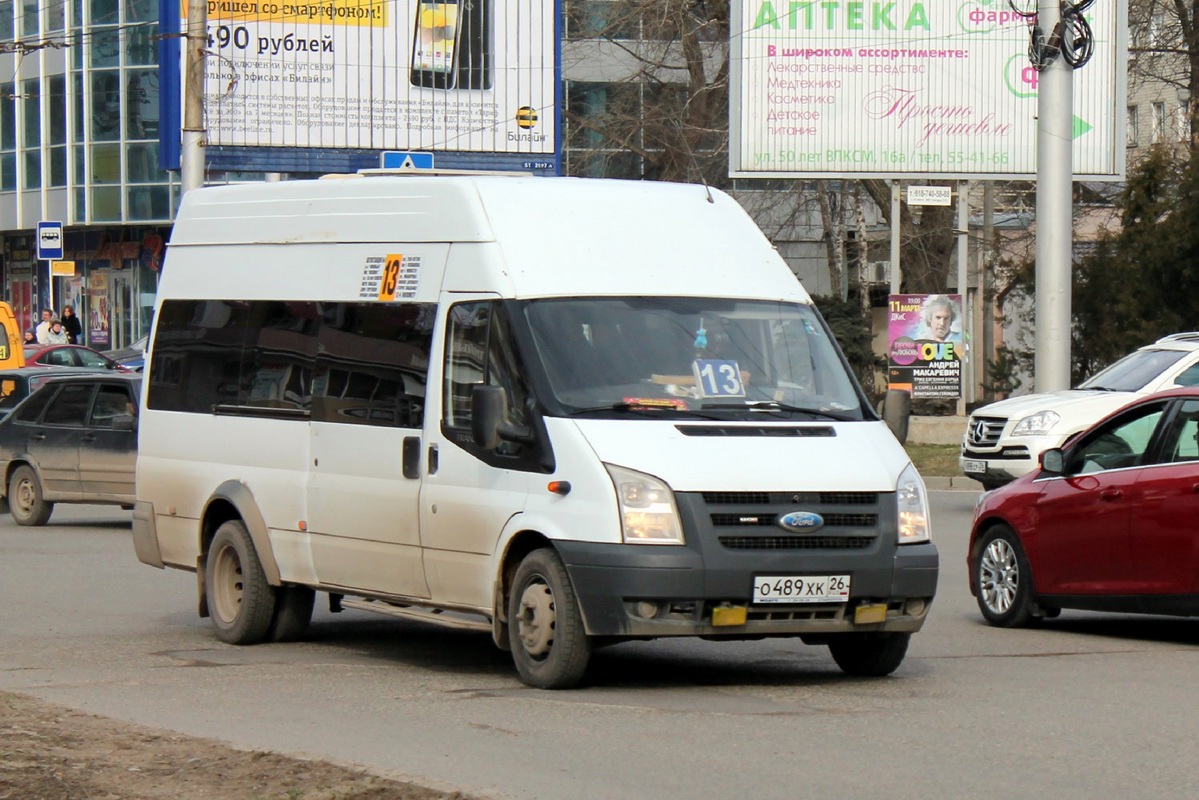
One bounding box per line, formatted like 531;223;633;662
471;385;506;449
471;384;536;449
1039;448;1064;476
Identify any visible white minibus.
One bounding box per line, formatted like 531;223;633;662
132;173;938;688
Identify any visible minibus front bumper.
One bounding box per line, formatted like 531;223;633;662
553;489;937;638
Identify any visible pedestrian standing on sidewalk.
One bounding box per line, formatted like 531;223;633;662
34;309;52;343
45;319;69;344
60;305;82;345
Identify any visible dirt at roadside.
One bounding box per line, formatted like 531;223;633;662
0;691;477;800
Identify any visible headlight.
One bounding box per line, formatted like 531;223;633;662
896;463;931;545
1011;410;1061;437
605;464;684;545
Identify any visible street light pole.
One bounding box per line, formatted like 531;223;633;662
181;0;207;195
1034;0;1074;392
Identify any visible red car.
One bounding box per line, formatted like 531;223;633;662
969;387;1199;626
23;344;131;372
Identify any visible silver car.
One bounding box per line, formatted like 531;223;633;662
0;373;140;525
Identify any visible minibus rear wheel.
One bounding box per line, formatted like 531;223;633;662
205;520;277;645
508;548;591;689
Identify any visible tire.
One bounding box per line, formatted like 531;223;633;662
507;548;591;689
828;632;910;677
973;524;1037;627
205;520;276;645
268;585;315;643
8;464;53;526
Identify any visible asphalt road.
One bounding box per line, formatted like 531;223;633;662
3;493;1199;799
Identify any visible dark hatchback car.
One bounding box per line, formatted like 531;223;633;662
0;366;109;421
970;387;1199;626
0;373;140;526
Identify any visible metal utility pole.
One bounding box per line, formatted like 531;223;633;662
181;0;208;195
889;180;901;295
982;183;995;400
1034;0;1073;392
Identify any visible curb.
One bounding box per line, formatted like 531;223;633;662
923;476;981;491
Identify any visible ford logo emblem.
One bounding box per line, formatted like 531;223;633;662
777;511;824;533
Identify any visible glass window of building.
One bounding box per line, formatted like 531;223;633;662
90;71;121;140
90;0;119;24
91;27;121;68
18;0;36;37
125;70;158;139
0;1;13;39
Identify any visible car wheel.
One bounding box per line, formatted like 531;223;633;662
974;524;1038;627
508;548;591;689
8;464;53;526
268;585;316;643
828;632;910;677
205;520;276;644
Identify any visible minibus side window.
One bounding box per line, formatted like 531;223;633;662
311;302;435;428
443;302;533;461
242;301;319;413
148;300;251;413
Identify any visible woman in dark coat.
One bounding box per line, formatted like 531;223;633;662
60;305;83;345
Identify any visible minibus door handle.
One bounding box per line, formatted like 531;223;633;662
427;444;439;475
401;436;421;479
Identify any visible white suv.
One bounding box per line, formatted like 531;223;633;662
960;333;1199;488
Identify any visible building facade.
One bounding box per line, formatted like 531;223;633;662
0;0;174;345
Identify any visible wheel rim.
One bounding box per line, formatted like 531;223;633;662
12;476;35;517
210;542;245;625
515;578;555;660
979;538;1019;614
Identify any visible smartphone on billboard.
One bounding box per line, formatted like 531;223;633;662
410;0;491;90
455;0;492;90
410;0;461;90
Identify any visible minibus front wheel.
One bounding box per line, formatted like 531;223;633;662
205;520;277;645
508;548;591;689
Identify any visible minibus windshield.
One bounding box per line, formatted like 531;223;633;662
522;297;866;420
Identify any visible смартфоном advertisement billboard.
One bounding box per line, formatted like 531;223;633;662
189;0;554;156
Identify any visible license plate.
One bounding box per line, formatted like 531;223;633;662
753;575;850;604
962;459;986;474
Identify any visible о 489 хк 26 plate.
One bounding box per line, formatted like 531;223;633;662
753;575;850;604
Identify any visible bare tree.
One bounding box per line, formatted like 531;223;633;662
561;0;963;293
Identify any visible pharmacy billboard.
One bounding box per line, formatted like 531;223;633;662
729;0;1127;180
163;0;558;172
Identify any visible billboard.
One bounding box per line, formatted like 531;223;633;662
729;0;1127;179
168;0;558;171
887;293;962;399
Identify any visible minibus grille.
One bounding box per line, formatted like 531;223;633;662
702;492;879;505
719;536;873;551
694;491;886;551
710;513;877;528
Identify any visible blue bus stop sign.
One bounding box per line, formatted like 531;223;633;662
37;221;64;261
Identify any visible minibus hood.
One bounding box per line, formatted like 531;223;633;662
567;418;911;493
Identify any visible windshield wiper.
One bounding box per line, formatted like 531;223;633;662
700;401;856;421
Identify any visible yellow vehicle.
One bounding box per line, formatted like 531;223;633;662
0;302;24;370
